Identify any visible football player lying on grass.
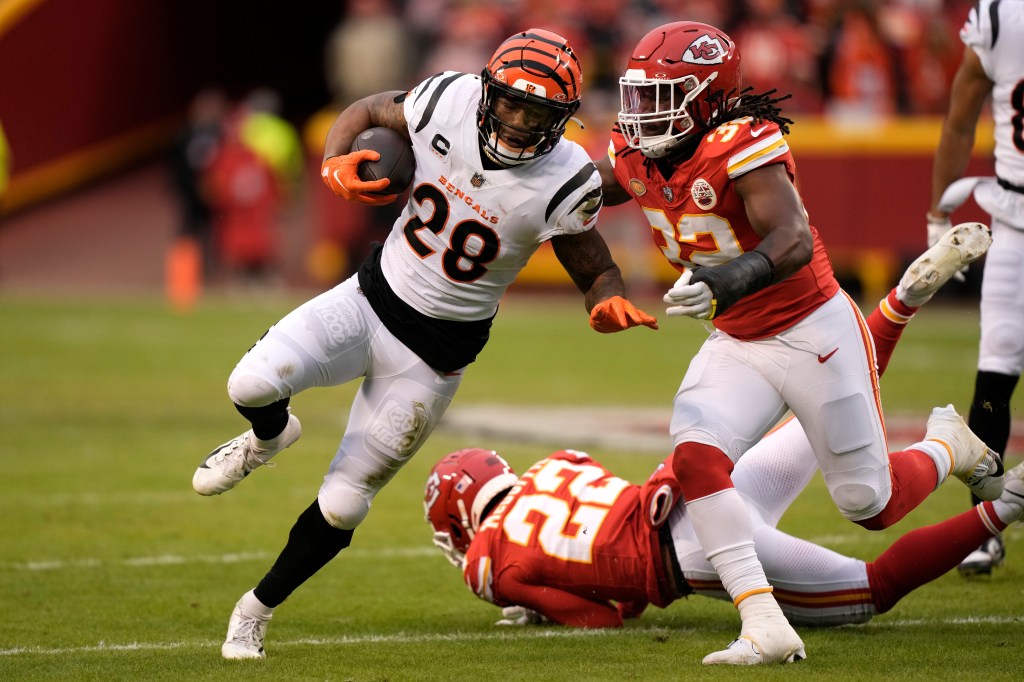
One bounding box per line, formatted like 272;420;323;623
424;223;1024;631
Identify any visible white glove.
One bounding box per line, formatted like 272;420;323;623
926;212;965;282
663;270;714;319
495;606;547;626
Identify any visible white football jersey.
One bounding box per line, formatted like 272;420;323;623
378;72;602;322
962;0;1024;186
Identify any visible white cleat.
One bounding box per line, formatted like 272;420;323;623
221;593;271;660
192;414;301;496
702;620;806;666
897;222;991;307
925;405;1004;501
959;536;1006;576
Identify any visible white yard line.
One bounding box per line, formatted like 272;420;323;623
2;617;1020;657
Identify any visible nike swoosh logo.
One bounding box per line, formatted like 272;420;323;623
818;348;838;363
750;125;771;138
199;444;229;469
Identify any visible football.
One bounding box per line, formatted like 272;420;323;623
349;127;415;196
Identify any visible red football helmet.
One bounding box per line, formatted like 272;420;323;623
478;28;583;166
424;448;518;566
617;21;741;158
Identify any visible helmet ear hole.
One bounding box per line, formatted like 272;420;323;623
448;521;464;542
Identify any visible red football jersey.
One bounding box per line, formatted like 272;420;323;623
609;117;839;339
462;450;676;628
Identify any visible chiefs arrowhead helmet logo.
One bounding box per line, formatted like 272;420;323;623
683;34;726;65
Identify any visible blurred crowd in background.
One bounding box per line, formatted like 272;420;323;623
164;0;979;297
348;0;974;120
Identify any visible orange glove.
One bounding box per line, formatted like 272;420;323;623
589;296;659;333
321;152;397;206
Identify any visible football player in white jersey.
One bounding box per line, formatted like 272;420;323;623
190;29;658;660
928;0;1024;576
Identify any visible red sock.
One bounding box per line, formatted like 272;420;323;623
856;450;938;530
867;290;917;377
867;502;1006;613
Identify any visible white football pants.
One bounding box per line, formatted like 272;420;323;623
227;276;463;529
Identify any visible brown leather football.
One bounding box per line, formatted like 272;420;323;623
349;127;415;196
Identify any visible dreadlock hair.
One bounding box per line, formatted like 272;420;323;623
703;86;794;135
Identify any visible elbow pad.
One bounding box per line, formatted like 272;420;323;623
689;251;775;319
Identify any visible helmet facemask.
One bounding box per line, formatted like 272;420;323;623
618;69;718;158
479;77;578;166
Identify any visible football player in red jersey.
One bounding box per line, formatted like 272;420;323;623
426;246;1024;642
591;21;1003;664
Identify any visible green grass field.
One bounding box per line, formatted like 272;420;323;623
1;291;1021;681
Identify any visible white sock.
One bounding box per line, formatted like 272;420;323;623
736;591;787;626
907;440;951;487
992;497;1024;525
686;488;771;600
240;589;274;620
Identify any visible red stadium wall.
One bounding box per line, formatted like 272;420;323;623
0;0;339;214
0;0;223;211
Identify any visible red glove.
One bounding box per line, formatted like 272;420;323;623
589;296;659;333
321;152;396;206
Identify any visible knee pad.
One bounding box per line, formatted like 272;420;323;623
227;336;305;406
319;487;371;530
829;481;882;521
227;370;283;407
819;393;875;455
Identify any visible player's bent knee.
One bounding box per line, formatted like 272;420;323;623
830;482;884;521
227;370;284;407
227;336;305;406
671;442;734;499
319;489;371;530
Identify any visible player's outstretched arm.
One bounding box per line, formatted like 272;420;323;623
552;230;658;333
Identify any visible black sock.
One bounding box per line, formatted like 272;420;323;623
236;398;291;440
253;499;353;608
967;370;1018;505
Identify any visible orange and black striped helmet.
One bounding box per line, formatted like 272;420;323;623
478;28;583;166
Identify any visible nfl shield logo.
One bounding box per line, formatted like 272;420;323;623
662;186;674;202
471;172;485;188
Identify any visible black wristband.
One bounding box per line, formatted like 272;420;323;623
689;251;775;319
